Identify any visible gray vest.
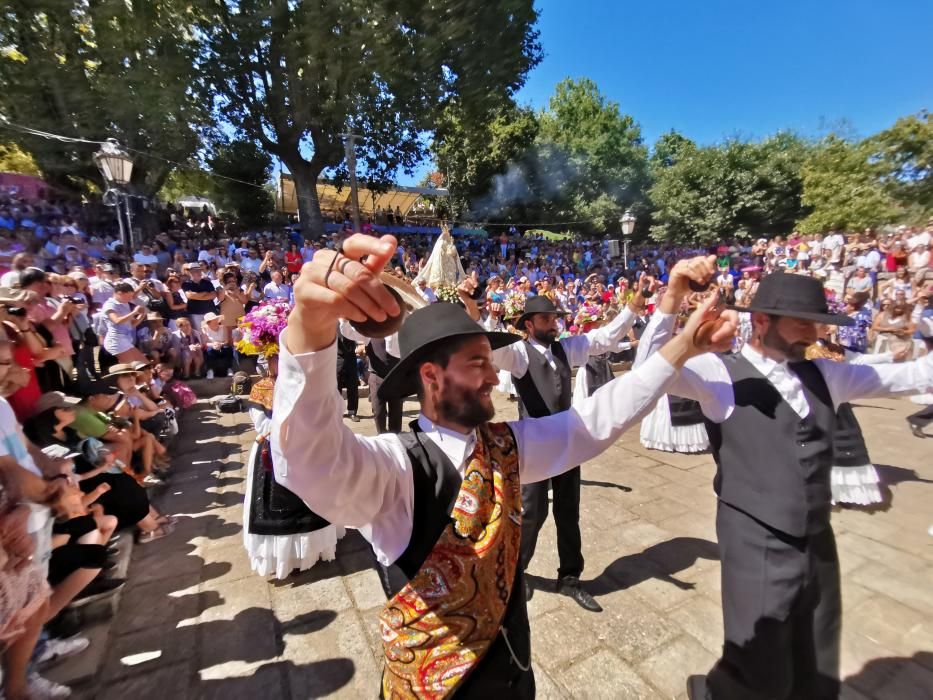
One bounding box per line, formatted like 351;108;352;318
704;353;836;537
512;340;571;418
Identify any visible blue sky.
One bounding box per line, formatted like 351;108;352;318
399;0;932;184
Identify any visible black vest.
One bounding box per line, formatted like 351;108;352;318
704;353;836;538
513;340;571;418
584;353;614;397
668;395;704;427
365;339;399;379
392;422;534;698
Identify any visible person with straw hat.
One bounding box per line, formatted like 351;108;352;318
270;234;735;698
633;262;933;700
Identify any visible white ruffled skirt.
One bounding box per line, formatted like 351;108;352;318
242;442;346;580
640;395;709;453
496;369;517;397
830;464;882;506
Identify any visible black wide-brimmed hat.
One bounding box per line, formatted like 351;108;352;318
514;295;569;328
727;272;854;326
377;303;521;400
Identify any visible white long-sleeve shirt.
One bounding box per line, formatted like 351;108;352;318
635;312;933;423
270;328;677;566
491;307;637;376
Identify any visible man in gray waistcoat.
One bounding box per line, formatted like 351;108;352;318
635;258;933;700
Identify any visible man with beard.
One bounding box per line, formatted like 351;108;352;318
270;234;734;698
634;265;933;700
491;291;647;612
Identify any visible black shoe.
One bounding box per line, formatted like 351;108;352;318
686;674;709;700
909;422;926;438
557;576;602;612
348;412;360;423
74;577;125;604
524;579;534;602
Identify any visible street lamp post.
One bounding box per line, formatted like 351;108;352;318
620;209;636;270
93;139;134;250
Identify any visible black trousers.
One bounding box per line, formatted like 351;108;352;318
908;403;933;429
336;357;359;414
520;466;583;579
368;374;403;434
707;503;841;700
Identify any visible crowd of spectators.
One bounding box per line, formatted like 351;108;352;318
0;183;931;696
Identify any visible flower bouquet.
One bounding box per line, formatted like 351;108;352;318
235;301;291;356
434;283;462;305
503;290;526;320
573;302;603;334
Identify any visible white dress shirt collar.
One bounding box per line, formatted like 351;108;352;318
740;343;809;418
416;414;478;472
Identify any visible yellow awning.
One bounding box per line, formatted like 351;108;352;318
275;174;447;217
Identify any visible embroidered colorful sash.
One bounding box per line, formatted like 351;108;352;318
380;421;522;699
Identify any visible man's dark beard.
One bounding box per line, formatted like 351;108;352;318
437;379;495;428
763;323;809;362
531;327;558;345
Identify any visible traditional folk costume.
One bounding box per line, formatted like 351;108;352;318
639;394;709;453
492;296;638;612
272;302;679;697
637;274;933;700
805;340;892;506
243;377;344;579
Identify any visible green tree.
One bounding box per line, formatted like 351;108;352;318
0;0;211;198
0;142;40;176
535;78;650;235
196;0;542;236
433;101;539;219
870;110;933;217
207;140;274;227
797;135;896;233
649;133;810;244
650;130;696;171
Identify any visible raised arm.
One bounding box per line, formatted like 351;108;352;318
633;256;737;422
491;337;530;376
514;292;737;481
273;234;414;532
816;352;933;407
271;335;414;531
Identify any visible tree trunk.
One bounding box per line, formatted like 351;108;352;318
287;161;326;238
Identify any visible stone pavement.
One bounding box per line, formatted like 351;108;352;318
83;391;933;699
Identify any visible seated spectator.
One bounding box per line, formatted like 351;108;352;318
102;365;170;479
170;317;204;379
25;391;173;544
139;312;175;366
200;312;234;378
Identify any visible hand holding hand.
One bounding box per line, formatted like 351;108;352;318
666;255;718;301
683;291;737;355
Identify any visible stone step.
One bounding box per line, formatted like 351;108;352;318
43;533;134;690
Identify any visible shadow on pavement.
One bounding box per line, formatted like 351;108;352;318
584;536;719;597
842;651;933;698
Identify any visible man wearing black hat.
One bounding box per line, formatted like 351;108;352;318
270;235;733;698
634;260;933;700
491;290;646;612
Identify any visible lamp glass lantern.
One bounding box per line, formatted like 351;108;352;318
620;209;636;237
93;139;133;187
